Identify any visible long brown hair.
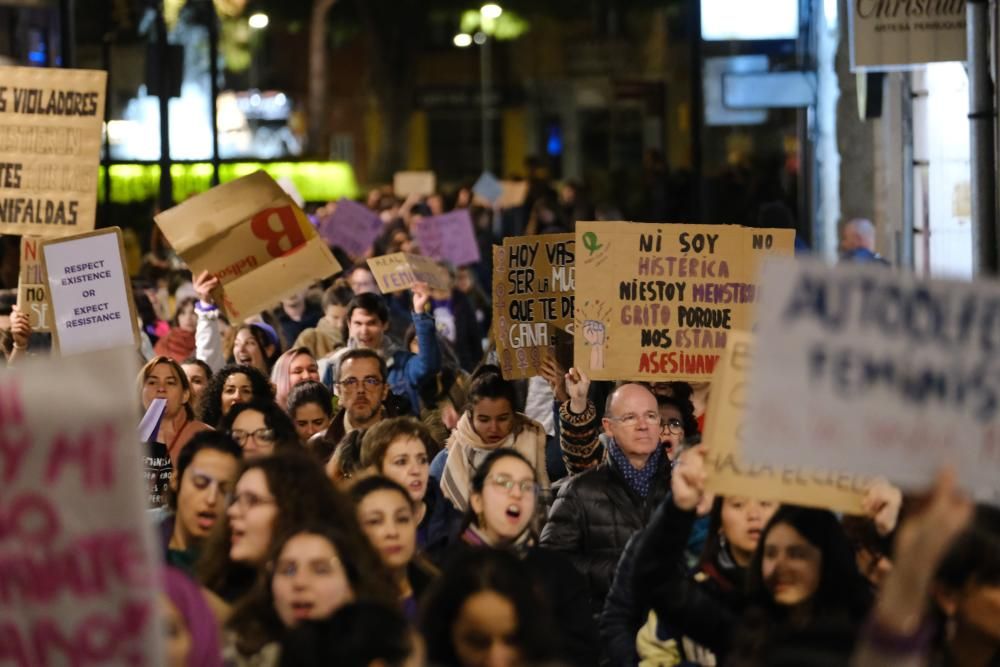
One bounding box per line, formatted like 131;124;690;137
196;451;364;600
137;355;194;420
226;520;397;656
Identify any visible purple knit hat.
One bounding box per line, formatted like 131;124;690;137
162;566;224;667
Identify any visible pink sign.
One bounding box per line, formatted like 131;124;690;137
413;209;481;266
0;348;163;665
317;198;383;258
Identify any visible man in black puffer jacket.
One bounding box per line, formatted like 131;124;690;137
540;383;670;627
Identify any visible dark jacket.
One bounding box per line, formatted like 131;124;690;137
600;531;645;667
539;451;670;620
419;479;463;566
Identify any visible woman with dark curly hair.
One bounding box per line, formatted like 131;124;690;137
224;521;397;665
420;549;561;667
197;451;372;607
220;399;301;459
198;364;274;428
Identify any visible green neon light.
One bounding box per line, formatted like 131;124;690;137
97;162;360;204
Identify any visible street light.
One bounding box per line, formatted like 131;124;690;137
480;3;503;20
248;12;269;29
453;33;473;47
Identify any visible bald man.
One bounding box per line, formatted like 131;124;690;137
541;380;672;622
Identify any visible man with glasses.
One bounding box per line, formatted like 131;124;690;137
541;377;676;630
320;285;440;417
157;431;242;575
315;349;392;450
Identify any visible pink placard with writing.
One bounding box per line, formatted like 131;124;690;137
413;209;481;266
0;348;164;665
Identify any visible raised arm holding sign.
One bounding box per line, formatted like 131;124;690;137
154;170;343;320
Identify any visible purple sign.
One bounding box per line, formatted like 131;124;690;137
318;198;383;257
414;209;481;266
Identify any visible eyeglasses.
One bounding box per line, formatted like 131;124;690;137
487;474;537;495
606;411;662;428
336;376;384;392
229;428;276;446
271;557;342;579
227;490;275;511
660;418;684;435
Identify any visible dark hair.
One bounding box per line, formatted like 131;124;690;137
228;520;397;656
198;452;372;601
182;357;213;382
346;292;389;325
656;393;699;440
171;296;197;328
220;398;301;453
198;364;273;428
699;497;727;569
279;602;414;667
349;475;415;510
420;549;559;666
461;449;539;539
322;282;356;312
287;380;334;418
359;417;436;471
466;364;517;413
746;506;873;619
228;323;280;369
937;504;1000;589
169;431;243;511
337;348;388;383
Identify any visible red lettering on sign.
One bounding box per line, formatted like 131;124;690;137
45;423;117;491
250;206;306;258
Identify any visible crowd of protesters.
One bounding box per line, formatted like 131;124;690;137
0;170;996;667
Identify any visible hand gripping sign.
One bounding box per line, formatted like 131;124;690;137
154;171;343;320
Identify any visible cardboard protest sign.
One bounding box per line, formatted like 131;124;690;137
743;258;1000;501
393;171;436;197
317;198;383;258
0;347;164;665
17;236;51;332
498;180;528;209
0;66;106;237
154;170;343;320
573;222;794;382
493;234;575;379
473;171;503;205
851;1;966;70
41;227;140;357
367;252;450;294
703;331;869;514
413;209;482;266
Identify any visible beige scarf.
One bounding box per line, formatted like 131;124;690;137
440;411;550;513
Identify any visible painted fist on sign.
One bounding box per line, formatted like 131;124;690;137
582;320;606;370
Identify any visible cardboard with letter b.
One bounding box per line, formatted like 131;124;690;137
154;171;343;320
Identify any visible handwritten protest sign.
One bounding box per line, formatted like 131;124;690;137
703;331;868;514
41;227;140;357
154;170;343;320
413;209;481;266
367;252;450;294
493;234;575;379
317;198;383;257
17;236;51;332
851;1;965;70
393;171;436;197
573;222;794;381
743;258;1000;500
0;347;164;665
0;66;106;237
